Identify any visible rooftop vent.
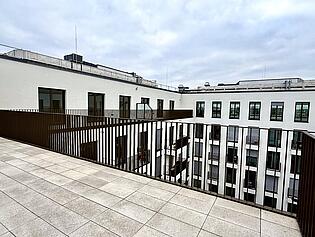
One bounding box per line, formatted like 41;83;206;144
204;82;210;87
178;84;189;93
64;53;83;63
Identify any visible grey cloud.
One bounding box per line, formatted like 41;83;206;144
0;0;314;88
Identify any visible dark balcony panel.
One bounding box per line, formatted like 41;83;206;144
174;136;189;149
170;159;187;177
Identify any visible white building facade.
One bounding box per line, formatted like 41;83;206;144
1;49;314;214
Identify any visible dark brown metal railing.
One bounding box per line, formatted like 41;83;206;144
297;132;315;237
0;109;311;221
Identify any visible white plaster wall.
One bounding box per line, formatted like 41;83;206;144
0;58;182;111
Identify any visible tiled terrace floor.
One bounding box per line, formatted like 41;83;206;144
0;138;301;237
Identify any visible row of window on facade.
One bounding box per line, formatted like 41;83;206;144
38;87;175;118
196;101;310;123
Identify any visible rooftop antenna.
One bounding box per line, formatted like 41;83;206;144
75;25;78;54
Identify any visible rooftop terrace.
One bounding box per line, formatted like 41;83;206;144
0;137;301;237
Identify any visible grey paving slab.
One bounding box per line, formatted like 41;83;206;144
261;210;300;230
11;171;40;184
138;185;175;201
0;201;37;231
29;168;56;179
147;213;200;237
73;165;98;175
41;186;79;205
203;215;259;237
81;188;121;208
112;199;156;224
100;181;139;198
159;202;207;228
133;225;169;237
60;170;87;180
45;174;73;186
2;183;43;205
0;175;19;190
78;175;109;188
92;170;120;182
61;180;94;195
93;209;143;237
169;193;213;214
198;230;220;237
214;197;260;218
40;204;88;235
0;223;8;236
64;197;107;219
45;165;70;173
124;173;153;184
23;195;60;217
148;179;182;193
0;231;15;237
11;217;65;237
261;220;302;237
69;221;119;237
209;205;260;232
126;191;166;211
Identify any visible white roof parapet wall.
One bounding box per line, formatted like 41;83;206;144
4;49;167;89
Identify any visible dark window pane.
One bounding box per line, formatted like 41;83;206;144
294;102;310;122
210;125;221;140
249;102;261;120
268;129;282;147
270;102;284;121
229;102;240;119
157;99;164;117
225;187;235;197
38;87;65;113
266;151;280;171
119;95;131;118
290;155;301;174
226;168;236;184
264;196;277;208
212;102;222;118
195;123;204;138
244;170;257;189
265;175;278;193
196;101;205;117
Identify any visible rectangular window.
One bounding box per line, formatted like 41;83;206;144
115;135;127;165
88;92;104;116
265;175;278;193
169;100;175;110
195;123;204;139
287;203;297;214
193;161;202;176
227;126;239;142
226;167;236;184
225;187;235;197
292;131;302;150
157;99;164;117
208;165;219;180
210;125;221;140
39;87;65;113
264;196;277;208
270;102;284;121
209;184;218;193
268;129;282;147
209;145;220;160
156;129;162;151
227;147;238;164
229;102;240;119
244;192;255;203
119;95;131;118
246;149;258;167
193;179;201;188
294;102;310;122
244;170;257;189
194;142;203;157
290;155;301;174
288;178;299;198
169;126;174;145
266;151;280;171
249;102;261;120
196;101;205;117
246;127;259;145
141;97;150;105
212;101;222;118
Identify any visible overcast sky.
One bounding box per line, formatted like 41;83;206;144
0;0;314;87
